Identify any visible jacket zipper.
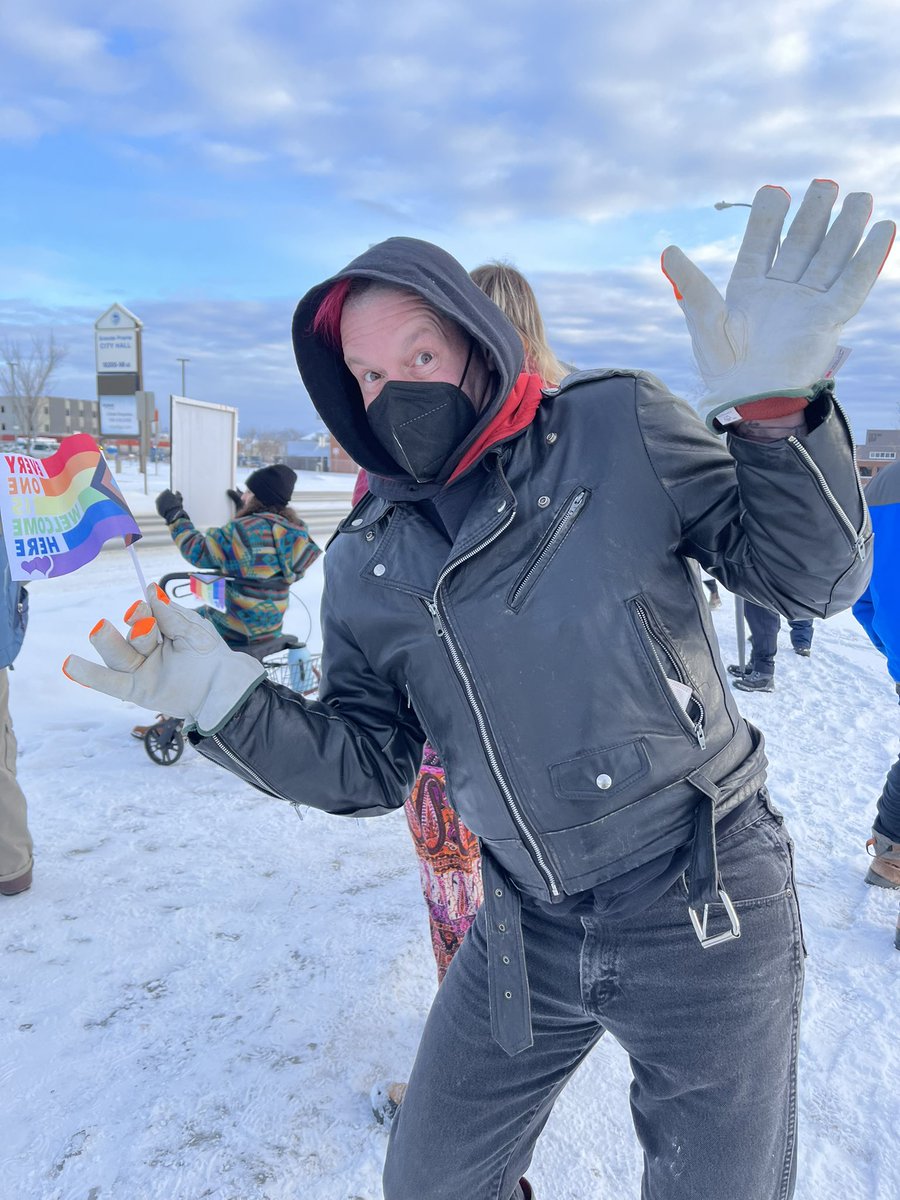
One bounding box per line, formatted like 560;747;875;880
423;496;562;898
633;598;706;748
508;488;588;609
786;435;867;561
212;729;298;807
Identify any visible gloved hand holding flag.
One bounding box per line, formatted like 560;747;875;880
661;179;896;431
64;584;266;737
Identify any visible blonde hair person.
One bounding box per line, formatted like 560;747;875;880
470;260;568;386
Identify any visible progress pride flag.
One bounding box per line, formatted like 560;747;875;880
0;434;142;580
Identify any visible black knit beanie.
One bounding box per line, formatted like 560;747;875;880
245;464;297;508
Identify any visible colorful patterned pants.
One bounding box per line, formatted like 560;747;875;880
403;744;483;983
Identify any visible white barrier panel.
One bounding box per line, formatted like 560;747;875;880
170;395;237;529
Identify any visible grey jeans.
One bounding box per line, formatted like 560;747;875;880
384;794;805;1200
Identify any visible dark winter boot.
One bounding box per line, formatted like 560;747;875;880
733;671;775;693
865;831;900;889
518;1180;534;1199
727;664;751;678
793;646;812;657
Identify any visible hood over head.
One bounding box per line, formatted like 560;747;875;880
292;237;525;491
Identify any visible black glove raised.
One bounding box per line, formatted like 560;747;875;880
226;488;243;508
155;489;188;524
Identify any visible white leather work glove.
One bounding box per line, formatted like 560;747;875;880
63;584;266;737
661;179;896;430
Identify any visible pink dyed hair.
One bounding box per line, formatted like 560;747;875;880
312;277;353;348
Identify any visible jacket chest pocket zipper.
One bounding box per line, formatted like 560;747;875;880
631;597;706;748
507;487;590;611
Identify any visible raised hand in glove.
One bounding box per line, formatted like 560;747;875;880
661;179;896;430
63;584;266;737
227;487;244;508
155;488;188;524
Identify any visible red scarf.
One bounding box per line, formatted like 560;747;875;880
449;372;545;483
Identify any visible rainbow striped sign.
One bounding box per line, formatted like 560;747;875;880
0;434;142;580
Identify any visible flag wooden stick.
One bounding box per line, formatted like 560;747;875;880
127;543;151;600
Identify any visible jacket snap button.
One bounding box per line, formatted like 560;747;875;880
365;530;375;541
537;495;550;508
494;888;503;897
504;991;513;1000
502;955;510;964
373;564;386;577
351;517;363;526
546;432;557;444
595;773;612;790
497;922;506;932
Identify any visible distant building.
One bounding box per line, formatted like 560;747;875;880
0;395;100;443
330;433;358;474
856;428;900;485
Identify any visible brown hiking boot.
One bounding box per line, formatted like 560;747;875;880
865;831;900;889
0;865;33;896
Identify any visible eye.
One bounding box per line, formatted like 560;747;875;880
414;351;434;367
362;370;381;385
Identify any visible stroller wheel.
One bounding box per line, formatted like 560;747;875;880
144;724;185;765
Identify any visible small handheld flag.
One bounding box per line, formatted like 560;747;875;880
0;435;143;582
189;573;229;612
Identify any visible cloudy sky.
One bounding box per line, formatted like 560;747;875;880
2;0;900;439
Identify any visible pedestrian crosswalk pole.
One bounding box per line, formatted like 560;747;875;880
735;596;746;673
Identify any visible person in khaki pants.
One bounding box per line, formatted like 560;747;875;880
0;542;31;897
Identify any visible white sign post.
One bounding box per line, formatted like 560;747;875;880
94;304;142;375
95;304;144;472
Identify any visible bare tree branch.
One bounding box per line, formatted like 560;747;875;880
0;333;69;448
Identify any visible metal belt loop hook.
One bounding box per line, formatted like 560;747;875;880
689;887;741;949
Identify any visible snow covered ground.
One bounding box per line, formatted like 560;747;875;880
3;466;899;1199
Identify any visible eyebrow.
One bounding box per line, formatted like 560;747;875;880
344;319;447;368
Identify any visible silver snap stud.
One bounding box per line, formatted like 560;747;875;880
502;955;510;964
497;922;506;932
494;888;503;897
504;991;512;1000
537;495;550;508
595;773;612;790
546;432;557;444
373;564;386;577
351;517;363;526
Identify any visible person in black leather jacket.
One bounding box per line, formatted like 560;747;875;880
67;182;892;1200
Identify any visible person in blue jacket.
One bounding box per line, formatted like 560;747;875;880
853;460;900;889
0;542;31;896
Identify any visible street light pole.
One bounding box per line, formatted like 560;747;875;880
714;201;752;210
8;359;20;447
176;358;190;395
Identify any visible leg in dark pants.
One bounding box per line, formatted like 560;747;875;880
788;619;814;653
744;600;780;677
383;801;804;1200
874;744;900;842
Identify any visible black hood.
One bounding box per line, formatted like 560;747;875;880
292;237;525;491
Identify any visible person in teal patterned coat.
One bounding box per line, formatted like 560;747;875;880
155;464;321;646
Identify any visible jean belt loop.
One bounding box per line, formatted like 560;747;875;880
686;783;741;949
